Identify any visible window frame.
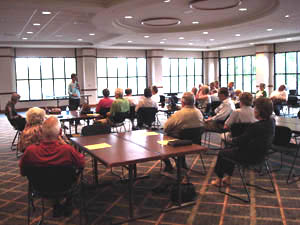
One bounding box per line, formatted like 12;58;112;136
15;57;76;101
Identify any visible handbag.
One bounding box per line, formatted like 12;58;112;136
168;139;192;147
170;174;196;203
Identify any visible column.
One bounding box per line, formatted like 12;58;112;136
203;51;219;85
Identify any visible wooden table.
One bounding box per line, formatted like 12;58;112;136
70;130;207;223
47;94;92;107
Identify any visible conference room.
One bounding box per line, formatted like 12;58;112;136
1;0;300;224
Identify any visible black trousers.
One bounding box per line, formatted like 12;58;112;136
214;148;240;178
69;98;80;111
273;103;282;116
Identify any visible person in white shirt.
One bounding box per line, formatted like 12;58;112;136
270;84;287;116
205;87;235;132
135;88;158;112
222;92;257;141
151;85;160;104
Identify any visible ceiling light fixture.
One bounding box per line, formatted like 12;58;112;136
77;38;83;41
192;21;199;24
89;33;95;36
267;28;273;31
235;34;241;36
141;18;181;26
128;40;133;43
163;0;171;3
124;16;133;19
33;23;40;26
162;38;167;41
188;43;193;45
286;38;292;41
239;8;247;11
285;14;290;18
22;37;28;40
42;11;51;15
203;31;208;34
249;43;254;45
209;38;215;41
26;31;33;34
144;35;150;38
160;41;165;44
179;37;184;39
190;0;243;10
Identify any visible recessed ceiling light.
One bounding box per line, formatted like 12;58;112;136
144;35;150;38
179;37;184;40
160;41;165;44
33;23;40;26
203;31;208;35
285;14;290;18
162;38;167;41
89;33;95;36
221;47;227;49
77;38;83;41
128;40;133;43
26;31;33;34
235;34;241;37
192;21;199;24
239;8;247;11
209;39;215;41
286;38;292;41
249;43;254;45
163;0;171;3
267;28;273;31
22;37;28;40
188;43;193;45
124;16;133;19
42;11;51;15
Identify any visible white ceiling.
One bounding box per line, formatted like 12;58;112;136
0;0;300;51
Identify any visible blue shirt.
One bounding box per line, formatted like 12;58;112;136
68;81;80;99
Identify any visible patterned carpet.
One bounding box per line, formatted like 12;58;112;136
0;113;300;225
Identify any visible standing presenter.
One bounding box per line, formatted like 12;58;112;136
68;73;81;110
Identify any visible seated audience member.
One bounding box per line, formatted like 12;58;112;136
214;80;219;90
233;89;242;108
5;93;26;131
205;88;235;132
196;84;203;99
135;88;158;112
222;92;257;142
151;85;160;103
191;87;198;96
163;92;205;171
270;84;287;116
97;88;130;125
80;103;92;114
95;88;113;115
209;82;218;95
255;83;267;98
19;116;85;217
125;88;137;106
211;97;275;186
228;82;235;99
18;107;45;153
196;85;211;114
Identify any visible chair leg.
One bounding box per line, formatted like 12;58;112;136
199;153;206;174
37;199;45;225
11;130;19;151
286;149;300;184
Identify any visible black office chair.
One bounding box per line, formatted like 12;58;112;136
210;101;222;115
98;107;110;118
110;111;128;133
137;107;158;129
286;95;300;117
126;106;136;130
23;166;86;225
218;137;275;203
81;123;111;136
179;127;207;174
270;126;300;184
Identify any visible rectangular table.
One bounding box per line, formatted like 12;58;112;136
275;116;300;134
71;130;207;223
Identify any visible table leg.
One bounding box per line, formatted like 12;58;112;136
128;164;134;218
93;158;98;185
176;157;182;205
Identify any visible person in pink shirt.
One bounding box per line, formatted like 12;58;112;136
96;88;114;117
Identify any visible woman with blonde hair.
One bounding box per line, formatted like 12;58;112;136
18;107;46;153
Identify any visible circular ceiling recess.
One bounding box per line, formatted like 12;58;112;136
189;0;242;10
141;18;181;27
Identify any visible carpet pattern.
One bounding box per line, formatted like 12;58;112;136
0;114;300;225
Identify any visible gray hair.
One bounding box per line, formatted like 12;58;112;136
115;88;123;98
181;92;195;106
42;116;61;139
26;107;46;126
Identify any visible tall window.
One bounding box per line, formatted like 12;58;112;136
220;56;256;93
15;57;76;100
97;57;147;97
162;58;203;94
275;52;299;94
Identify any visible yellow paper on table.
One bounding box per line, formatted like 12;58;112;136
86;113;100;117
157;139;177;145
143;132;159;136
84;143;111;150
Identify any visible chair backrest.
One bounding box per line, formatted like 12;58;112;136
137;107;158;127
99;107;110;118
287;95;298;105
289;89;297;95
127;105;136;120
23;166;78;195
111;111;128;123
159;95;166;103
179;127;204;144
230;123;252;138
6;116;26;131
273;125;292;146
211;101;221;113
204;102;211;114
81;123;111;136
